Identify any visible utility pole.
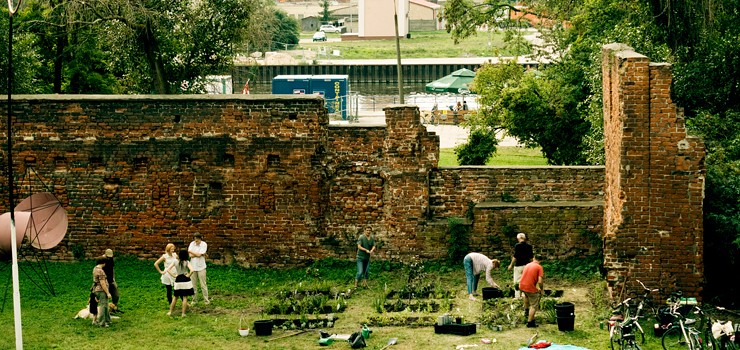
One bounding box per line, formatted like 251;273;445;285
393;0;403;104
7;0;25;347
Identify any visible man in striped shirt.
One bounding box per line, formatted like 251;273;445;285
463;252;501;301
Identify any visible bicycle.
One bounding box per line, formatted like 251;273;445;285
609;280;659;350
661;301;711;350
706;306;737;350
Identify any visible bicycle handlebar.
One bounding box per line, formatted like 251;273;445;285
635;280;659;294
612;297;633;309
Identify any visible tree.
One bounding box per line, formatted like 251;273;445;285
42;0;273;94
320;0;331;23
0;7;44;94
268;10;300;51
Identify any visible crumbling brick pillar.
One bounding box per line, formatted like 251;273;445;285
602;44;705;300
381;105;439;260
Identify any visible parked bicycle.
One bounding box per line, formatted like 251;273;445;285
661;293;711;350
706;306;737;350
610;280;659;350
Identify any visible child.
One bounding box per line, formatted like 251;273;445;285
89;291;99;324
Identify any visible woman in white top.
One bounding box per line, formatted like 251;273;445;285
154;243;178;305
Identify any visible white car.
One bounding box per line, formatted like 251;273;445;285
312;31;327;42
319;24;341;33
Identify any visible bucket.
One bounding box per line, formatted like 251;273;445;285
254;319;273;336
482;287;503;300
555;302;575;317
557;316;575;331
238;317;250;336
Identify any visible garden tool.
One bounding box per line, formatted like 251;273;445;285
361;324;372;339
379;337;397;350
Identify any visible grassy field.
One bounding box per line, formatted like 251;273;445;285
299;30;530;59
0;257;675;350
439;146;549;167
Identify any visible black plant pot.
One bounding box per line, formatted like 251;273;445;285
254;320;273;336
482;287;503;300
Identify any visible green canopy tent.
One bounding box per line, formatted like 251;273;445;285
425;68;476;93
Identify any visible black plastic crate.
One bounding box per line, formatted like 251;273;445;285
434;323;476;336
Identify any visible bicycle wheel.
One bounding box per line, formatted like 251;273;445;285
623;340;642;350
611;325;623;350
635;322;646;344
663;327;689;350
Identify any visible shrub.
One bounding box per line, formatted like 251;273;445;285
447;217;470;261
455;129;498;165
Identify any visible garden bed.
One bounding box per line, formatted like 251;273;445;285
363;314;437;327
271;315;338;330
380;299;452;313
265;289;350;315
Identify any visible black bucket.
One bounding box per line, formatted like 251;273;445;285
482;287;503;300
555;302;575;317
254;320;273;336
557;315;575;331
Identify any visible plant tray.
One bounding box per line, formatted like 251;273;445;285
434;323;476;336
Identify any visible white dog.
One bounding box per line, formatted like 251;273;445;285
75;305;119;322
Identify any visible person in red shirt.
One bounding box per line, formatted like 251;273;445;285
518;254;544;327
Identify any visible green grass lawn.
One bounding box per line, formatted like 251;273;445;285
440;146;549;167
299;30;530;59
0;257;672;349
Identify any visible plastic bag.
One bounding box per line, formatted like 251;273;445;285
348;331;367;348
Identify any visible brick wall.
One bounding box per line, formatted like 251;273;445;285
602;44;705;300
0;45;704;299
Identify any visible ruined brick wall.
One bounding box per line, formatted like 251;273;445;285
602;44;705;299
426;166;604;263
1;59;703;277
471;203;603;260
1;95;333;266
429;166;604;219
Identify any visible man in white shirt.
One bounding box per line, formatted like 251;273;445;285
188;232;209;305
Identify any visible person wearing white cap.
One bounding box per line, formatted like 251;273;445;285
507;233;533;299
103;248;120;310
188;233;209;305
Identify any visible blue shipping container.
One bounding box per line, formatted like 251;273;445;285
310;75;348;120
272;75;312;95
271;75;349;120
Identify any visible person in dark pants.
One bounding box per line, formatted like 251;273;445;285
355;226;376;288
103;249;121;312
507;233;533;298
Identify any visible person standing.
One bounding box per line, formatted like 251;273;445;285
166;249;194;317
519;255;544;328
102;249;120;311
355;226;376;288
507;233;533;298
188;233;209;305
154;243;178;305
463;252;501;301
92;257;112;327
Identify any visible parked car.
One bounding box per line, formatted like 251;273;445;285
319;24;341;33
312;31;327;42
